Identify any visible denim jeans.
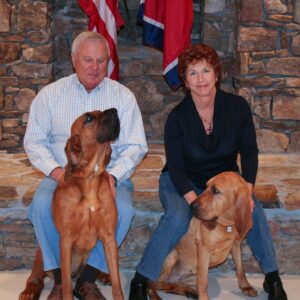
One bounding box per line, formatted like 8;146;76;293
137;172;278;281
28;176;134;273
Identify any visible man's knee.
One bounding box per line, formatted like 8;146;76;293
28;177;57;221
116;179;134;219
118;198;134;222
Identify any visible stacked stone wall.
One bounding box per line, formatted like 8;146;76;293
236;0;300;153
0;0;52;151
1;0;300;152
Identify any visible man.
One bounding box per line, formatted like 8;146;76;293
24;31;148;300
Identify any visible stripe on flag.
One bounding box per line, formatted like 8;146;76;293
78;0;124;80
140;0;193;90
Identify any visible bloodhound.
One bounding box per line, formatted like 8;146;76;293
148;172;258;300
19;109;123;300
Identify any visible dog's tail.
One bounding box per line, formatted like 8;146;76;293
148;281;198;299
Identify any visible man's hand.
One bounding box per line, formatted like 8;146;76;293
108;174;117;198
50;167;64;182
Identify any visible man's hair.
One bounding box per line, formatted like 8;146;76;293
71;31;110;57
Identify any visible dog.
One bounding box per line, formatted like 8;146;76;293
148;171;258;300
19;109;123;300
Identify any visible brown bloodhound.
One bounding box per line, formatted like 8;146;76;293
148;171;258;300
19;109;124;300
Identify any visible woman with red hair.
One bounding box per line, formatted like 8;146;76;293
128;44;287;300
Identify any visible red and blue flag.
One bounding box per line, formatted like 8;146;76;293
138;0;193;90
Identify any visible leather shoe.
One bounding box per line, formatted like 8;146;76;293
74;281;106;300
128;281;148;300
97;270;112;286
47;284;62;300
263;279;288;300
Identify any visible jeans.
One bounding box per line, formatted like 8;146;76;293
28;176;134;273
137;172;278;281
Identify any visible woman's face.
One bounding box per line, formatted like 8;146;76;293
185;59;217;99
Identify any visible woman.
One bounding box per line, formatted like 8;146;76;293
128;44;287;300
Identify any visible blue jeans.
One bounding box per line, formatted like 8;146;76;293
137;172;278;281
28;176;134;272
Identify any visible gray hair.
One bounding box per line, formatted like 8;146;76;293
71;31;110;57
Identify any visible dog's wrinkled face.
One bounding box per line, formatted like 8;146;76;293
64;109;120;179
190;171;252;238
191;172;247;221
71;108;120;145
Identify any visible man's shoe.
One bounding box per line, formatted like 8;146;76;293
263;279;288;300
74;281;106;300
97;270;112;286
128;281;148;300
47;284;63;300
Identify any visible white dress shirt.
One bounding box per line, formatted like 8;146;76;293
24;74;148;182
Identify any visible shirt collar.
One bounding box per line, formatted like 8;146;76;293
73;74;107;94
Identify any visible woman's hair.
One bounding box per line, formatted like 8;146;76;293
71;31;110;57
178;44;222;87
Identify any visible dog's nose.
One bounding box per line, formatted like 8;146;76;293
190;200;199;212
106;108;118;115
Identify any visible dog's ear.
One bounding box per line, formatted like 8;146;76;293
233;184;253;241
103;145;112;167
64;135;82;180
94;143;112;175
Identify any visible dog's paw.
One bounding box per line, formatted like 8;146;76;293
19;278;44;300
241;286;258;297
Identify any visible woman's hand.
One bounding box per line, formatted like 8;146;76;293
247;182;255;213
184;190;198;205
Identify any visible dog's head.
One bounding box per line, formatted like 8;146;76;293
70;108;120;145
64;109;120;179
191;171;252;240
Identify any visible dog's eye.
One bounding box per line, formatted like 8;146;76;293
84;114;94;124
212;185;220;195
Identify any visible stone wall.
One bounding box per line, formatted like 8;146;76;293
0;0;300;150
0;0;53;151
0;0;300;274
1;150;300;272
235;0;300;153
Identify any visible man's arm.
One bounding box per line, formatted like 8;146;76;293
24;91;61;176
108;90;148;183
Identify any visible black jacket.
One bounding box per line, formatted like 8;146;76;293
162;89;258;196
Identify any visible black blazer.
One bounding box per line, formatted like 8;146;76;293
162;89;258;196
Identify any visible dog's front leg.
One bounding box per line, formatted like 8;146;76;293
231;242;257;297
196;242;210;300
102;236;124;300
60;237;74;300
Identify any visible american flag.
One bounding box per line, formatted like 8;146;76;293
138;0;193;90
78;0;124;80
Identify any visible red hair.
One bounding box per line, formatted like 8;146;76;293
178;44;222;88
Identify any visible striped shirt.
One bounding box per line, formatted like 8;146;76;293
24;74;148;182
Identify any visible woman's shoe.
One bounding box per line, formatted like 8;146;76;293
263;278;288;300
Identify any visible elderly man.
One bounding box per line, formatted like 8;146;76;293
23;31;147;300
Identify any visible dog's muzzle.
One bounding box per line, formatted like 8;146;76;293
97;108;120;143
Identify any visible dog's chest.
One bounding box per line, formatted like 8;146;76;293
204;226;238;267
72;201;110;250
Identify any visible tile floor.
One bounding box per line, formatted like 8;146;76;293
0;270;298;300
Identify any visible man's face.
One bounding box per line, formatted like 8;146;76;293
72;40;109;92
